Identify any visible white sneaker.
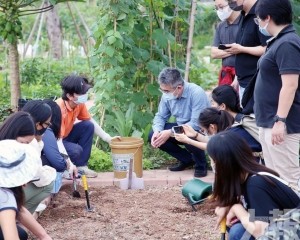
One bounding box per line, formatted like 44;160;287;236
77;166;98;178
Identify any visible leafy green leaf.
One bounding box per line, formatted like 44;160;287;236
107;36;116;44
105;46;115;57
117;13;127;21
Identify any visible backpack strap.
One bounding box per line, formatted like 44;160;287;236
257;172;289;186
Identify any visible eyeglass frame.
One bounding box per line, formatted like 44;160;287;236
214;4;229;11
253;17;262;25
158;85;180;94
42;121;52;128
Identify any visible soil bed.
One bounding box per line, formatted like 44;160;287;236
32;184;218;240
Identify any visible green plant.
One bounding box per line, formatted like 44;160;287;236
88;145;113;172
112;103;135;137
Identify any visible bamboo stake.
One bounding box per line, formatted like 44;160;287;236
72;2;95;46
184;0;197;82
66;2;88;56
23;0;45;58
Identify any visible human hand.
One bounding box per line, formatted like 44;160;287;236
151;130;171;148
225;43;243;55
226;204;242;227
182;125;197;138
215;206;229;229
231;77;239;92
174;133;189;144
271;122;286;145
111;136;122;141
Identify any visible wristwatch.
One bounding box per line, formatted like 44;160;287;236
273;115;286;123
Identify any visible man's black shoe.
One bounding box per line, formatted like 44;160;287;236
169;162;193;171
194;170;207;178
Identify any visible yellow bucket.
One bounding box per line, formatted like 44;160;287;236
110;137;144;179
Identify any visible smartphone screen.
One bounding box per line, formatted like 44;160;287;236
172;126;184;134
218;44;231;50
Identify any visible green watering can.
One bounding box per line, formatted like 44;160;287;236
182;178;213;211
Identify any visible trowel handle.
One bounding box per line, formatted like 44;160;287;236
82;175;88;191
220;218;226;240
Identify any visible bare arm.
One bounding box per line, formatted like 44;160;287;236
211;46;233;59
226;43;266;57
18;206;52;240
226;204;268;238
0;209;19;239
272;74;298;145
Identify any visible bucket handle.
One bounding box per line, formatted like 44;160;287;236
187;193;207;211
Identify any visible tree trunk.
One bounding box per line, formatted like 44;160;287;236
45;0;62;59
184;0;197;82
8;43;21;111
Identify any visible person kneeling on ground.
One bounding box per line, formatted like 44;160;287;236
148;67;210;178
0;140;52;240
208;131;299;239
56;75;120;178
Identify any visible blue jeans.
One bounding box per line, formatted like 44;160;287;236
63;120;94;167
228;222;255;240
148;123;207;172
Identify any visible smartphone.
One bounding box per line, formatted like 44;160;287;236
172;126;184;134
218;44;231;50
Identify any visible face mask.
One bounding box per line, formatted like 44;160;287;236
163;92;177;100
217;6;233;21
163;86;178;100
36;127;47;136
259;22;272;37
74;93;88;104
228;1;243;11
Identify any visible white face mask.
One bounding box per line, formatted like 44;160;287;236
74;93;88;104
217;6;233;21
163;87;178;100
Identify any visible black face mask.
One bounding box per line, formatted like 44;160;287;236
229;1;243;11
36;127;47;136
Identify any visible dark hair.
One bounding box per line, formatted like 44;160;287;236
22;100;52;124
199;108;234;132
0;112;35;140
211;85;241;113
10;186;24;211
158;68;184;88
255;0;292;25
61;75;91;100
207;131;279;207
42;100;61;138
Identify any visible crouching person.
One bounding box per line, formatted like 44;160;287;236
0;140;52;240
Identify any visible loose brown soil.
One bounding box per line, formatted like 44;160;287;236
32;184;218;240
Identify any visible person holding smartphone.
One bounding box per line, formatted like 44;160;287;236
148;68;210;178
211;0;241;86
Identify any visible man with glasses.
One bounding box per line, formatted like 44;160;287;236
224;0;270;108
148;68;210;177
211;0;241;86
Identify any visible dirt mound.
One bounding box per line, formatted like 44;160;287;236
33;185;218;240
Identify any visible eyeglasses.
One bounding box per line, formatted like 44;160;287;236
214;4;228;11
42;122;52;128
253;17;261;25
199;128;208;136
159;85;179;94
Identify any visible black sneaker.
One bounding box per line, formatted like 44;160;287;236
194;170;207;178
169;162;193;171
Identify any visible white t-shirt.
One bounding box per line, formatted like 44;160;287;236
0;187;17;212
